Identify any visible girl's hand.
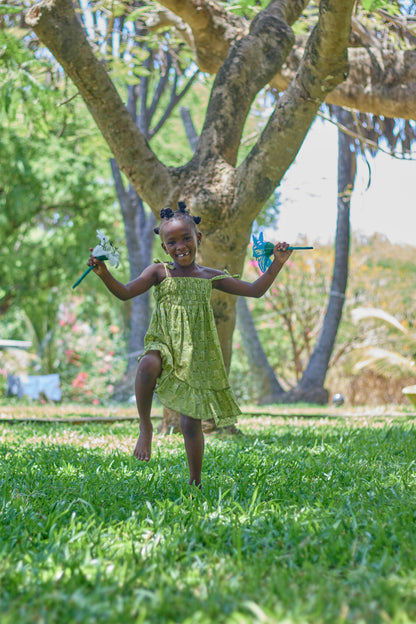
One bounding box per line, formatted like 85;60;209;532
87;249;107;277
273;241;292;264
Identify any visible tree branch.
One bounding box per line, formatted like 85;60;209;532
150;69;198;138
153;0;245;73
154;0;416;120
147;52;172;129
26;0;174;211
236;0;355;221
326;47;416;120
194;0;302;166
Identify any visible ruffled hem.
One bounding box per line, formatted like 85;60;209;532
139;342;240;426
156;372;240;426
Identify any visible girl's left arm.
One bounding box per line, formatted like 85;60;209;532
213;243;292;298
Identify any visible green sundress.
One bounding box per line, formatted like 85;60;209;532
140;263;241;426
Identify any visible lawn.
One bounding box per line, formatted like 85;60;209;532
1;406;416;623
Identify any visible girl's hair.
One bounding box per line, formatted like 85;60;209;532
154;201;201;236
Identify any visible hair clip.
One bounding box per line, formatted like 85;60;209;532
155;202;201;234
160;207;174;219
177;201;201;224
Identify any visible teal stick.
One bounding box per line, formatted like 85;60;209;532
72;255;107;289
287;246;314;250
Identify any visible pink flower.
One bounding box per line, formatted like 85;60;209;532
92;398;100;405
65;349;79;364
71;371;88;388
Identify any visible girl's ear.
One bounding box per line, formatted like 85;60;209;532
197;232;202;245
161;242;169;255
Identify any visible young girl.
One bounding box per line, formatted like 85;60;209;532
88;203;292;486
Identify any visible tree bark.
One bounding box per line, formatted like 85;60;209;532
236;297;285;404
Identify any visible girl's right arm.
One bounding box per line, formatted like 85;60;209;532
88;257;162;300
213;243;292;298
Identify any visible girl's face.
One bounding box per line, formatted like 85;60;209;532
161;219;201;266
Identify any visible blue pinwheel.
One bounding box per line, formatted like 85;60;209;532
252;232;313;273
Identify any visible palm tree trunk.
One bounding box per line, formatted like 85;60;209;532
293;107;356;402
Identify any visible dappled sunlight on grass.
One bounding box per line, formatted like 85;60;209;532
1;407;416;623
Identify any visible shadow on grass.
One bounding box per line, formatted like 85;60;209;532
2;422;415;523
1;422;416;623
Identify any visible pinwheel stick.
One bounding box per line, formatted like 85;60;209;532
264;242;313;255
72;255;107;289
287;246;314;251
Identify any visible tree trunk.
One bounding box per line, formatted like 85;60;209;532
110;81;157;401
291;107;356;403
109;171;156;401
236;297;285;404
111;61;196;401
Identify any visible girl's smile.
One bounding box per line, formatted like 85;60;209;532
161;219;201;266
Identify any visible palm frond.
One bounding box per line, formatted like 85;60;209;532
351;307;409;334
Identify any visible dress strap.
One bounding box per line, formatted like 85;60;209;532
211;269;240;282
153;259;173;277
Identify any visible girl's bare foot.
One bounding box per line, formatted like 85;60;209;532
133;424;153;461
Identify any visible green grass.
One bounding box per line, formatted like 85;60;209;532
1;419;416;623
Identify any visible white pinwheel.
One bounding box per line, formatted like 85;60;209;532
92;230;120;268
72;230;120;289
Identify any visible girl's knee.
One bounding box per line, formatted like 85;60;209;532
136;352;162;385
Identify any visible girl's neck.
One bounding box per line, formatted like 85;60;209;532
169;260;199;276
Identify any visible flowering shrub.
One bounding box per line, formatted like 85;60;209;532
53;297;127;403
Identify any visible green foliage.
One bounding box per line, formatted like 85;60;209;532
229;337;259;403
217;0;269;18
0;5;23;15
1;419;416;622
1;7;209;389
53;295;128;402
0;29;59;128
0;27;124;379
0;121;119;370
361;0;398;12
377;258;416;273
